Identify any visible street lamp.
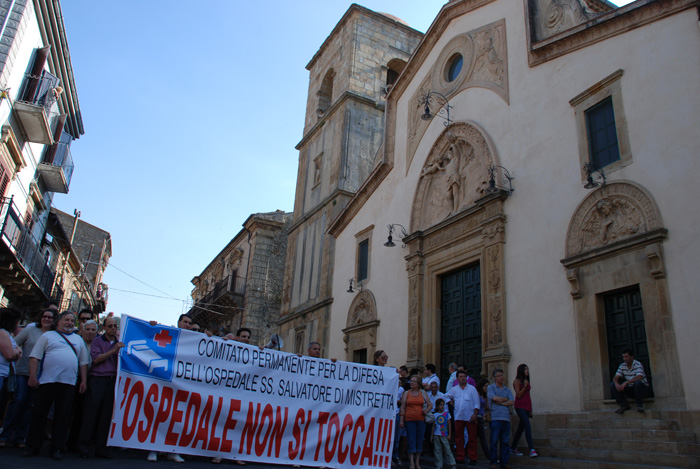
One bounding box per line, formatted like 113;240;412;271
420;91;452;126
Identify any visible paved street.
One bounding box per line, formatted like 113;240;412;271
0;444;537;469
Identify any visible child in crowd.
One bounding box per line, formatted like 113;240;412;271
430;399;456;469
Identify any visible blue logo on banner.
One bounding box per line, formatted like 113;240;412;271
120;317;180;382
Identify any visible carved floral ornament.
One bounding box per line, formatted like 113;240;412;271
411;122;496;232
565;181;663;257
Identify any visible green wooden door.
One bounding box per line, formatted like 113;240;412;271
604;286;652;392
440;263;482;386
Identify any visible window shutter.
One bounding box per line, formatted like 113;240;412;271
22;46;51;102
42;114;67;164
0;163;9;198
24;208;33;228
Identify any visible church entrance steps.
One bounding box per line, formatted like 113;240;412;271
548;427;696;442
511;410;700;468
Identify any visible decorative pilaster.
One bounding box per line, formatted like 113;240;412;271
405;253;424;368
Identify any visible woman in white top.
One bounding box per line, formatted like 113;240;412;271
0;307;54;447
0;308;22;394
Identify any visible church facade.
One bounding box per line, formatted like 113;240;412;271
320;0;700;424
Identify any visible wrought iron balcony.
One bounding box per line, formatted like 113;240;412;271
0;196;56;305
188;274;246;319
13;71;61;144
38;133;74;193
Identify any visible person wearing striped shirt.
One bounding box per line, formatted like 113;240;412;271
610;349;650;413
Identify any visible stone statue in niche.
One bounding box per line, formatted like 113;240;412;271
445;143;470;214
421;139;486;220
580;197;644;251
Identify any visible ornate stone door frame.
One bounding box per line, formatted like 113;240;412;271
405;121;511;374
404;194;510;375
561;181;684;410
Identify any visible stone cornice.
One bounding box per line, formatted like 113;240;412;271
289;188;355;233
296;91;384;150
327;159;393;238
277;297;334;325
306;4;423;71
560;227;668;268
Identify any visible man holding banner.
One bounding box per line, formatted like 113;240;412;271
111;315;398;468
78;315;124;458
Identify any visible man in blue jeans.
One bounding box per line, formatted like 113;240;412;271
487;368;514;469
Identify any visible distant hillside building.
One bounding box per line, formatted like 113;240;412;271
188;210;291;345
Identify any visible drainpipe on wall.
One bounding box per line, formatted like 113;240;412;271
58;209;80;308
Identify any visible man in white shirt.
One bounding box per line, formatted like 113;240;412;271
428;381;446;409
445;362;458;391
23;311;88;460
422;363;440;390
444;370;480;466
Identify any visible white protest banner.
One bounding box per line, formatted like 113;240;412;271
109;315;397;468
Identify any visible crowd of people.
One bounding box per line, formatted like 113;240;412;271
383;359;536;469
0;305;650;468
0;304;272;464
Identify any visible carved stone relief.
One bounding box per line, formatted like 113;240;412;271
407;19;508;170
412;122;494;232
489;297;502;346
565;182;663;258
343;290;379;362
489;247;501;294
529;0;596;43
346;290;378;328
526;0;694;66
566;267;582;299
645;244;666;279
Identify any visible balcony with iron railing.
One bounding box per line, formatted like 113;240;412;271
0;196;56;304
38;132;74;193
188;274;246;318
13;71;61;144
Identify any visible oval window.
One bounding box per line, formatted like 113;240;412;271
446;53;463;82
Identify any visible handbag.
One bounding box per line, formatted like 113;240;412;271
422;391;435;423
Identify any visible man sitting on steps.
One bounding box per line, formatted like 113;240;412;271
610;349;650;413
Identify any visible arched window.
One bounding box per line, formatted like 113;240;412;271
385;58;407;92
317;69;334;118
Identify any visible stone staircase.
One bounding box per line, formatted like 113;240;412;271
511;410;700;468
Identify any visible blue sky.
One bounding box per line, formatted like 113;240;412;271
56;1;445;326
56;1;632;326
